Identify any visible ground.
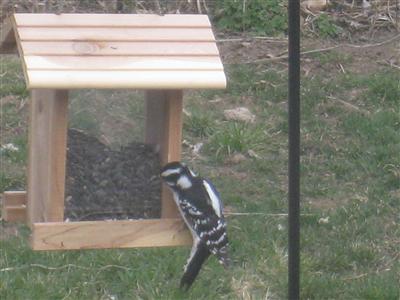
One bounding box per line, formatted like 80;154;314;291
1;23;399;300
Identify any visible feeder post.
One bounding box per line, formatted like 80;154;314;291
27;89;69;226
145;90;183;218
288;0;301;299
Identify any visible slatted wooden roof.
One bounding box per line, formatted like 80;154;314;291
0;13;226;89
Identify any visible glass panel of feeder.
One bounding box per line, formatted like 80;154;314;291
65;90;161;221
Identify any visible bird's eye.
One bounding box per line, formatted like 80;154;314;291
162;173;179;183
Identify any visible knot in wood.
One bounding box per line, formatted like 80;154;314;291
72;42;98;55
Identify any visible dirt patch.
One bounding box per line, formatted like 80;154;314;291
307;197;344;210
218;32;399;75
64;129;161;221
219;37;288;65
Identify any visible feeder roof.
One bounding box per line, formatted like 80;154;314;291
0;13;226;89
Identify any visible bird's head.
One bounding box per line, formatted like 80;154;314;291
160;161;196;190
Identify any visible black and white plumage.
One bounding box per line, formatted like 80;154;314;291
160;161;229;290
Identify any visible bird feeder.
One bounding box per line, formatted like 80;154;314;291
0;13;226;250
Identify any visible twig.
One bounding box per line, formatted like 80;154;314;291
61;289;72;300
196;0;202;14
380;60;400;70
0;263;131;272
217;37;288;43
388;63;400;70
342;273;369;281
239;45;340;64
327;96;370;115
344;33;400;48
224;212;315;217
338;63;346;74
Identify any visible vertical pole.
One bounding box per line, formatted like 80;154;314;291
27;89;68;226
145;90;166;148
145;90;182;218
288;1;301;299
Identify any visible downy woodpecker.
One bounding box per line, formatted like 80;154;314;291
160;161;229;289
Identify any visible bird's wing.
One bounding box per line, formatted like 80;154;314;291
178;178;230;268
202;179;224;218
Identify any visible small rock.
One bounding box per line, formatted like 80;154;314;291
209;97;222;103
224;107;255;123
1;143;19;152
318;217;330;224
99;180;108;187
248;149;261;159
305;0;327;11
183;109;192;117
226;153;247;164
362;0;371;9
192;142;203;155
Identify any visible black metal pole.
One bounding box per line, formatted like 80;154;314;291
288;1;301;299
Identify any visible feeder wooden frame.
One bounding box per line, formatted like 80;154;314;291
0;13;226;250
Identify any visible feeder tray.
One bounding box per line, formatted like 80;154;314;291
0;13;226;250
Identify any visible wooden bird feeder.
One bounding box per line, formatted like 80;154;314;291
0;13;226;250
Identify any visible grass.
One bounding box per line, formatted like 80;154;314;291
69;89;145;147
184;110;216;138
1;44;399;299
207;122;265;158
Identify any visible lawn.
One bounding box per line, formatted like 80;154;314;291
1;28;399;300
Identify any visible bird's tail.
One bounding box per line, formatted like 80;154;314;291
180;242;210;290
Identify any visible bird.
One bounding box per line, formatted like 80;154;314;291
160;161;230;290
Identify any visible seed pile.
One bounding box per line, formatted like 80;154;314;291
64;129;161;221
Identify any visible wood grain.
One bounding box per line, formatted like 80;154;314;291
21;41;219;56
3;206;26;222
3;191;27;206
144;90;183;218
18;27;215;42
161;91;183;218
26;70;226;89
2;191;27;222
161;91;183;165
31;219;192;250
27;90;68;226
4;13;226;90
24;56;223;71
15;13;211;28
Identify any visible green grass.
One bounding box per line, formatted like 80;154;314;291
0;62;28;191
184;110;216;138
0;57;28;98
69;90;145;146
215;0;287;35
207;122;265;158
313;13;342;38
1;48;399;299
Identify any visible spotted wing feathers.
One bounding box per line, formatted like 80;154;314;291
160;162;229;289
177;181;229;268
